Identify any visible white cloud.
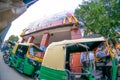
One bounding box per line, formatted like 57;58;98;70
5;0;81;41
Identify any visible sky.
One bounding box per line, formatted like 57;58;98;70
4;0;82;41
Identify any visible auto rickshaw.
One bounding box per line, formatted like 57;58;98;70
3;41;15;64
9;43;43;76
38;37;118;80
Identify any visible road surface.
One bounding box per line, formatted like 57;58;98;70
0;51;33;80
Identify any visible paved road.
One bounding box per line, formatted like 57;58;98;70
0;52;33;80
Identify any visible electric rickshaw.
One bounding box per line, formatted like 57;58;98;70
9;43;43;76
38;37;118;80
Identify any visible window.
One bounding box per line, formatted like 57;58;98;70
29;46;42;57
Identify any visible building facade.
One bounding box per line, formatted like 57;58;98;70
21;13;83;50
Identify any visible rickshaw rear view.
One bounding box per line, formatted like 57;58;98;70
39;37;118;80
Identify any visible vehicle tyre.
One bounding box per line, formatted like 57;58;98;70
32;72;39;80
8;61;12;67
3;54;10;64
34;77;39;80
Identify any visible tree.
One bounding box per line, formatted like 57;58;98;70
74;0;120;40
8;35;19;42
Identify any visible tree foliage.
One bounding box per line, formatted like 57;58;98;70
74;0;120;40
8;35;19;42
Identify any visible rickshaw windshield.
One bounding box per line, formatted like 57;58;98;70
16;45;28;58
29;45;42;58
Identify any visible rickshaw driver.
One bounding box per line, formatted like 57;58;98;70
80;51;94;70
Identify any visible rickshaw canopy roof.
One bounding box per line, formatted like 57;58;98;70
42;37;105;70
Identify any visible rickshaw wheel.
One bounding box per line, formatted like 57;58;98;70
8;61;12;67
3;54;10;64
34;78;39;80
32;72;39;80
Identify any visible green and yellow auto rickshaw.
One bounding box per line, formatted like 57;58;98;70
9;43;43;76
3;41;15;64
38;37;118;80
